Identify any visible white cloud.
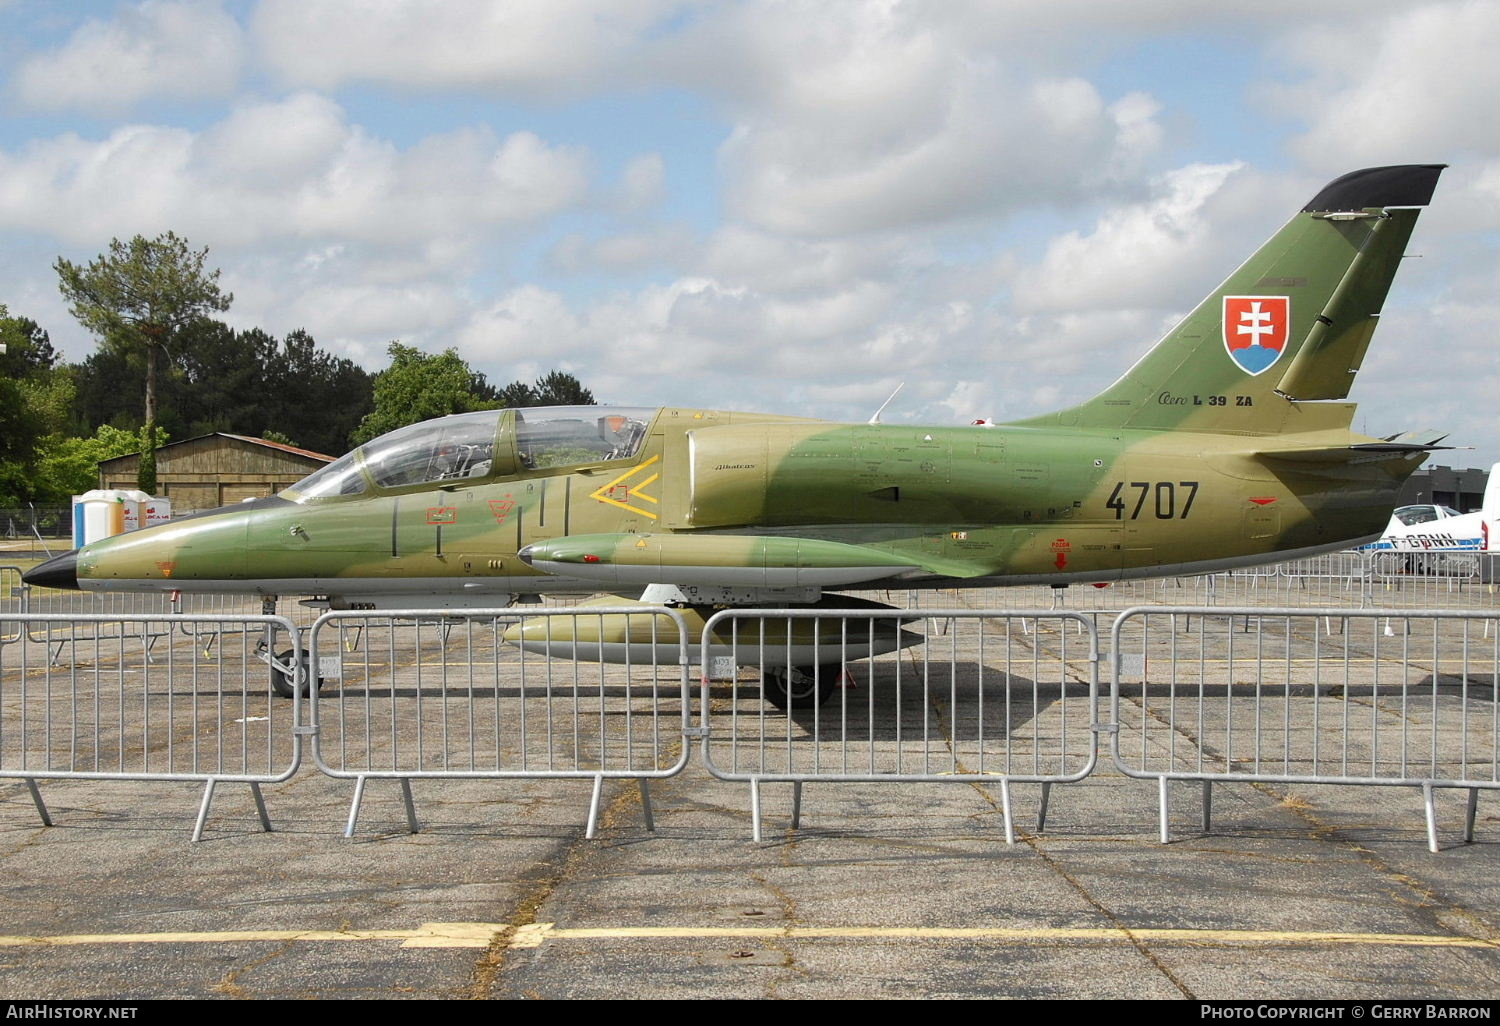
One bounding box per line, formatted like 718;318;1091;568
1013;162;1245;313
658;2;1170;237
0;95;590;248
936;381;993;423
441;266;1033;422
197;92;349;187
253;0;686;94
1274;0;1500;168
764;281;895;342
457;285;584;367
289;281;466;343
548;225;698;273
619;154;667;211
12;0;243;113
700;226;910;294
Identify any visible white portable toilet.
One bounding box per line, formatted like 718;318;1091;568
122;495;172;532
71;489;155;548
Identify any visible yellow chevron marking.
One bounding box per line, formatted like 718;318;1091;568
589;454;661;520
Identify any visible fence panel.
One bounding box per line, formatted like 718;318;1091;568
308;606;692;837
908;575;1220;618
0;613;303;840
0;506;70;542
1364;552;1499;610
1110;606;1499;850
699;608;1100;841
0;567;22;644
23;585;177;618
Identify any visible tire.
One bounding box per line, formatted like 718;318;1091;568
764;664;840;710
270;648;322;699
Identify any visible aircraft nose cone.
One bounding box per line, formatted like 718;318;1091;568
23;551;79;591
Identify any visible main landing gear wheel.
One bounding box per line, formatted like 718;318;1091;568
270;648;323;699
764;664;841;710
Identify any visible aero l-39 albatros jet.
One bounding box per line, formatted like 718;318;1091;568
27;165;1448;705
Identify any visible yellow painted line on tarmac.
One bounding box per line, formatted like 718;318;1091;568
0;922;1493;952
519;924;1498;950
0;923;501;950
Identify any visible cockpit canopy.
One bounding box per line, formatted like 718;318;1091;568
288;406;657;500
1393;504;1461;527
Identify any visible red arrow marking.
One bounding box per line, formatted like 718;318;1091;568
1249;497;1277;506
1054;551;1068;570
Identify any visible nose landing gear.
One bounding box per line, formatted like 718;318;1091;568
763;664;842;710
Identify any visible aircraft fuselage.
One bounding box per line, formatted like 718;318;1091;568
58;407;1415;602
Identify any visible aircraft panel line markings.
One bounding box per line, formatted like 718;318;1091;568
0;923;1492;952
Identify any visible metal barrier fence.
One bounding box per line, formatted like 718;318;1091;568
1;567;22;644
0;506;69;540
11;581;323;661
17;582;179;660
698;609;1100;842
906;574;1222;618
308;606;692;837
910;552;1500;616
3;588;1497;853
1110;607;1499;851
0;613;303;840
1228;552;1500;611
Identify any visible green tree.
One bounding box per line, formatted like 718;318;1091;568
262;329;374;454
0;308;71;504
55;232;232;493
1;314;58;375
175;320;275;437
351;343;497;445
351;345;600;447
494;379;538;407
533;370;594;406
31;425;164;504
65;323;374;456
494;370;596;408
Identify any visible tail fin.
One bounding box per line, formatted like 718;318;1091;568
1014;164;1445;434
1483;463;1500;519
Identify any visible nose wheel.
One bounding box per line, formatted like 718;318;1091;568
763;664;841;710
267;647;324;699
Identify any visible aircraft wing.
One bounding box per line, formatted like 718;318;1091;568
518;533;927;588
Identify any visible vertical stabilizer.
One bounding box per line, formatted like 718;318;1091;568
1483;462;1500;519
1012;165;1444;434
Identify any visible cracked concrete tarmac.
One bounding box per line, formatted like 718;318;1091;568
0;758;1494;1000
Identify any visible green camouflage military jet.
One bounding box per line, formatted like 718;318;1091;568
27;164;1448;703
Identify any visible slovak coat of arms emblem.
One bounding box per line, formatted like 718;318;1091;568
1222;295;1290;375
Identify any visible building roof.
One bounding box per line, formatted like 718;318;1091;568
217;434;336;462
98;432;337;467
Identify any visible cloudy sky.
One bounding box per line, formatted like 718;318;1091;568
2;0;1496;465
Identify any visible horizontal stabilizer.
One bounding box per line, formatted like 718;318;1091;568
519;533;921;588
1256;429;1452;464
1350;428;1454;453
